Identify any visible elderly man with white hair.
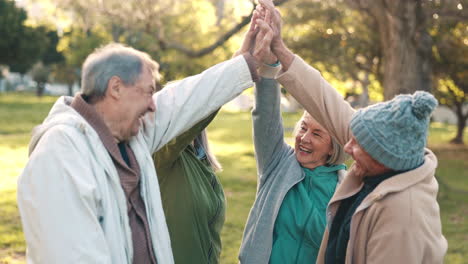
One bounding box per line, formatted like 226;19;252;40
17;18;275;264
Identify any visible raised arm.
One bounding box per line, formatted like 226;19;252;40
142;55;254;154
259;0;355;146
276;55;355;146
252;65;290;183
153;110;218;170
142;14;275;154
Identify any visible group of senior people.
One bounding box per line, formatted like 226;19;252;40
17;0;447;263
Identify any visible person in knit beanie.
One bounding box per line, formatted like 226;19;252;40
255;1;447;263
268;43;447;264
346;91;438;178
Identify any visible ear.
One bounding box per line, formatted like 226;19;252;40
107;76;122;100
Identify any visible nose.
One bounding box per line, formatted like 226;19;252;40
148;97;156;112
301;131;312;143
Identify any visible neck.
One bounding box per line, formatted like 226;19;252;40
93;101;122;143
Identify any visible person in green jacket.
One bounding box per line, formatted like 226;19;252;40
153;111;225;264
149;79;233;264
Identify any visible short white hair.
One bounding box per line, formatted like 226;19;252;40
81;43;160;101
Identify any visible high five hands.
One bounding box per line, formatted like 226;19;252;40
234;0;295;70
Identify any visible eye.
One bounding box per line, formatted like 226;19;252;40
313;132;322;137
300;126;307;131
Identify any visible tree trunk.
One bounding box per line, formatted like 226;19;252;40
68;82;74;96
347;0;432;100
36;83;44;97
359;72;370;107
450;102;467;144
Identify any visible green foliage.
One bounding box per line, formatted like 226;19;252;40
0;93;467;263
0;0;28;65
50;0;255;82
278;0;383;103
0;1;56;74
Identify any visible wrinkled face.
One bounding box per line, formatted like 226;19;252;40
343;136;389;178
118;66;156;141
294;113;333;169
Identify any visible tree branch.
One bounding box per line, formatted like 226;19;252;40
153;0;291;57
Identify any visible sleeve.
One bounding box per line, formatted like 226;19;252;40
252;64;291;184
153;110;218;170
141;55;254;154
276;55;355;146
17;126;112;263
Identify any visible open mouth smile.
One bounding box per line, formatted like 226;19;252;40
299;145;312;154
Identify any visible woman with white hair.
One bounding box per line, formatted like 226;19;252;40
238;67;347;264
236;13;347;262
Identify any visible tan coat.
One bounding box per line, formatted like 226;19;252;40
276;55;448;264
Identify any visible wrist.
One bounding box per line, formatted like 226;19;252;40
273;41;294;71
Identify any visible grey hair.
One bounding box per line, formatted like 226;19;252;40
195;130;222;172
81;43;160;101
293;111;343;166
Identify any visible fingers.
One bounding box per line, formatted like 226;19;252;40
254;20;273;50
258;0;275;12
265;9;271;25
257;20;274;43
249;10;260;33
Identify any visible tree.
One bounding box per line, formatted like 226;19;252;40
0;0;62;95
281;0;382;106
432;20;467;144
50;0;290;80
30;62;51;96
342;0;432;100
0;0;28;65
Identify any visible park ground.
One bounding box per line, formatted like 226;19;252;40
0;93;467;263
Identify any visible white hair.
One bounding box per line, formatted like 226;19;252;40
293;111;343;166
81;43;160;101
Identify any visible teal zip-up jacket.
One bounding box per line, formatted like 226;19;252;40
270;165;345;264
238;70;347;264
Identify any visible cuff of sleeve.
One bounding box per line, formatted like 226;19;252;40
258;63;282;79
276;55;300;80
242;53;259;82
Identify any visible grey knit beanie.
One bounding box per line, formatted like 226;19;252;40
349;91;438;171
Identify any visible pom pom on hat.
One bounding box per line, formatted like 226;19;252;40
412;91;438;120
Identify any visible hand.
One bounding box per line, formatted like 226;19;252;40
251;11;276;65
258;0;283;51
258;0;294;70
233;10;260;58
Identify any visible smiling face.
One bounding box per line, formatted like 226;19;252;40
344;135;391;178
294;113;333;169
117;65;156;141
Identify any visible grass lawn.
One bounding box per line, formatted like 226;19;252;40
1;92;467;263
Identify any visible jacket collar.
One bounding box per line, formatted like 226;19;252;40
330;149;437;208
